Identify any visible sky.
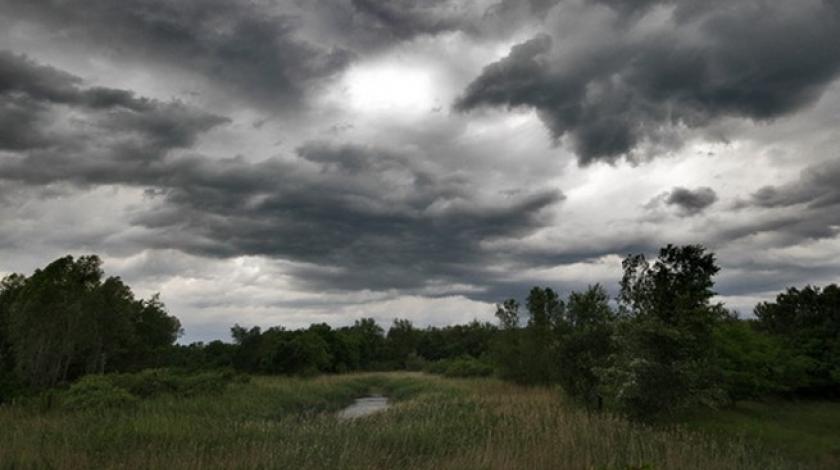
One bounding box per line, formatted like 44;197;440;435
1;0;839;343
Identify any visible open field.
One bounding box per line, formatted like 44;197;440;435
0;372;831;469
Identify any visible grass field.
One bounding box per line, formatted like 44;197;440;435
0;372;830;469
682;399;840;469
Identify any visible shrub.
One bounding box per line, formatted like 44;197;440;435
425;356;493;378
404;352;427;371
108;368;238;398
444;357;493;378
108;369;179;398
62;375;137;411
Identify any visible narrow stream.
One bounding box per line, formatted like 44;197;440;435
337;395;390;419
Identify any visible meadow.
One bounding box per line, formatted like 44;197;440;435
1;372;832;469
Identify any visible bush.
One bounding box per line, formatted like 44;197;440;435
404;352;427;371
62;375;137;411
108;368;239;398
59;369;244;410
425;356;493;378
108;369;179;398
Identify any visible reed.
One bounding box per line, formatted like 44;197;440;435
0;372;810;469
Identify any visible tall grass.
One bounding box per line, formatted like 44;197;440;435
0;373;807;469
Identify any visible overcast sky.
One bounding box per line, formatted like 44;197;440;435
1;0;839;342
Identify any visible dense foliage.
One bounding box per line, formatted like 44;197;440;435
0;256;181;396
491;245;840;417
168;318;497;378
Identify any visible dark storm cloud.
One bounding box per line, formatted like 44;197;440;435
347;0;465;40
305;0;569;53
718;159;840;250
722;158;840;244
0;52;565;294
2;0;354;108
127;143;564;292
663;187;717;216
8;142;563;292
749;159;840;210
302;0;467;55
483;0;562;26
0;51;228;183
456;0;840;164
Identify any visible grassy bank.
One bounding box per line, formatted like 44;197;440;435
0;372;819;469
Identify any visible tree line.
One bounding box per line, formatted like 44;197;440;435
492;245;839;417
2;247;838;419
0;256;182;396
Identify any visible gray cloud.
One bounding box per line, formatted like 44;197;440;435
0;51;228;185
296;0;467;53
2;0;354;108
302;0;570;54
6;142;564;293
347;0;466;40
0;52;565;295
129;143;564;293
723;158;840;243
456;0;840;164
663;186;717;216
749;159;840;210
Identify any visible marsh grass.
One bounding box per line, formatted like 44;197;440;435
0;373;810;469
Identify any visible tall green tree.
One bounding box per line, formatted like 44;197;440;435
555;284;615;407
493;299;524;382
7;256;105;387
387;319;419;367
2;255;181;388
0;274;26;396
523;287;563;384
605;245;726;417
349;318;385;369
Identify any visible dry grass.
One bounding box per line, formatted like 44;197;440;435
0;373;806;469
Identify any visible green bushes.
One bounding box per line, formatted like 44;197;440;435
425;356;493;378
63;375;138;410
108;368;241;398
59;369;244;410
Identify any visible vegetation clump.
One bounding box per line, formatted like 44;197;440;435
62;375;138;411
